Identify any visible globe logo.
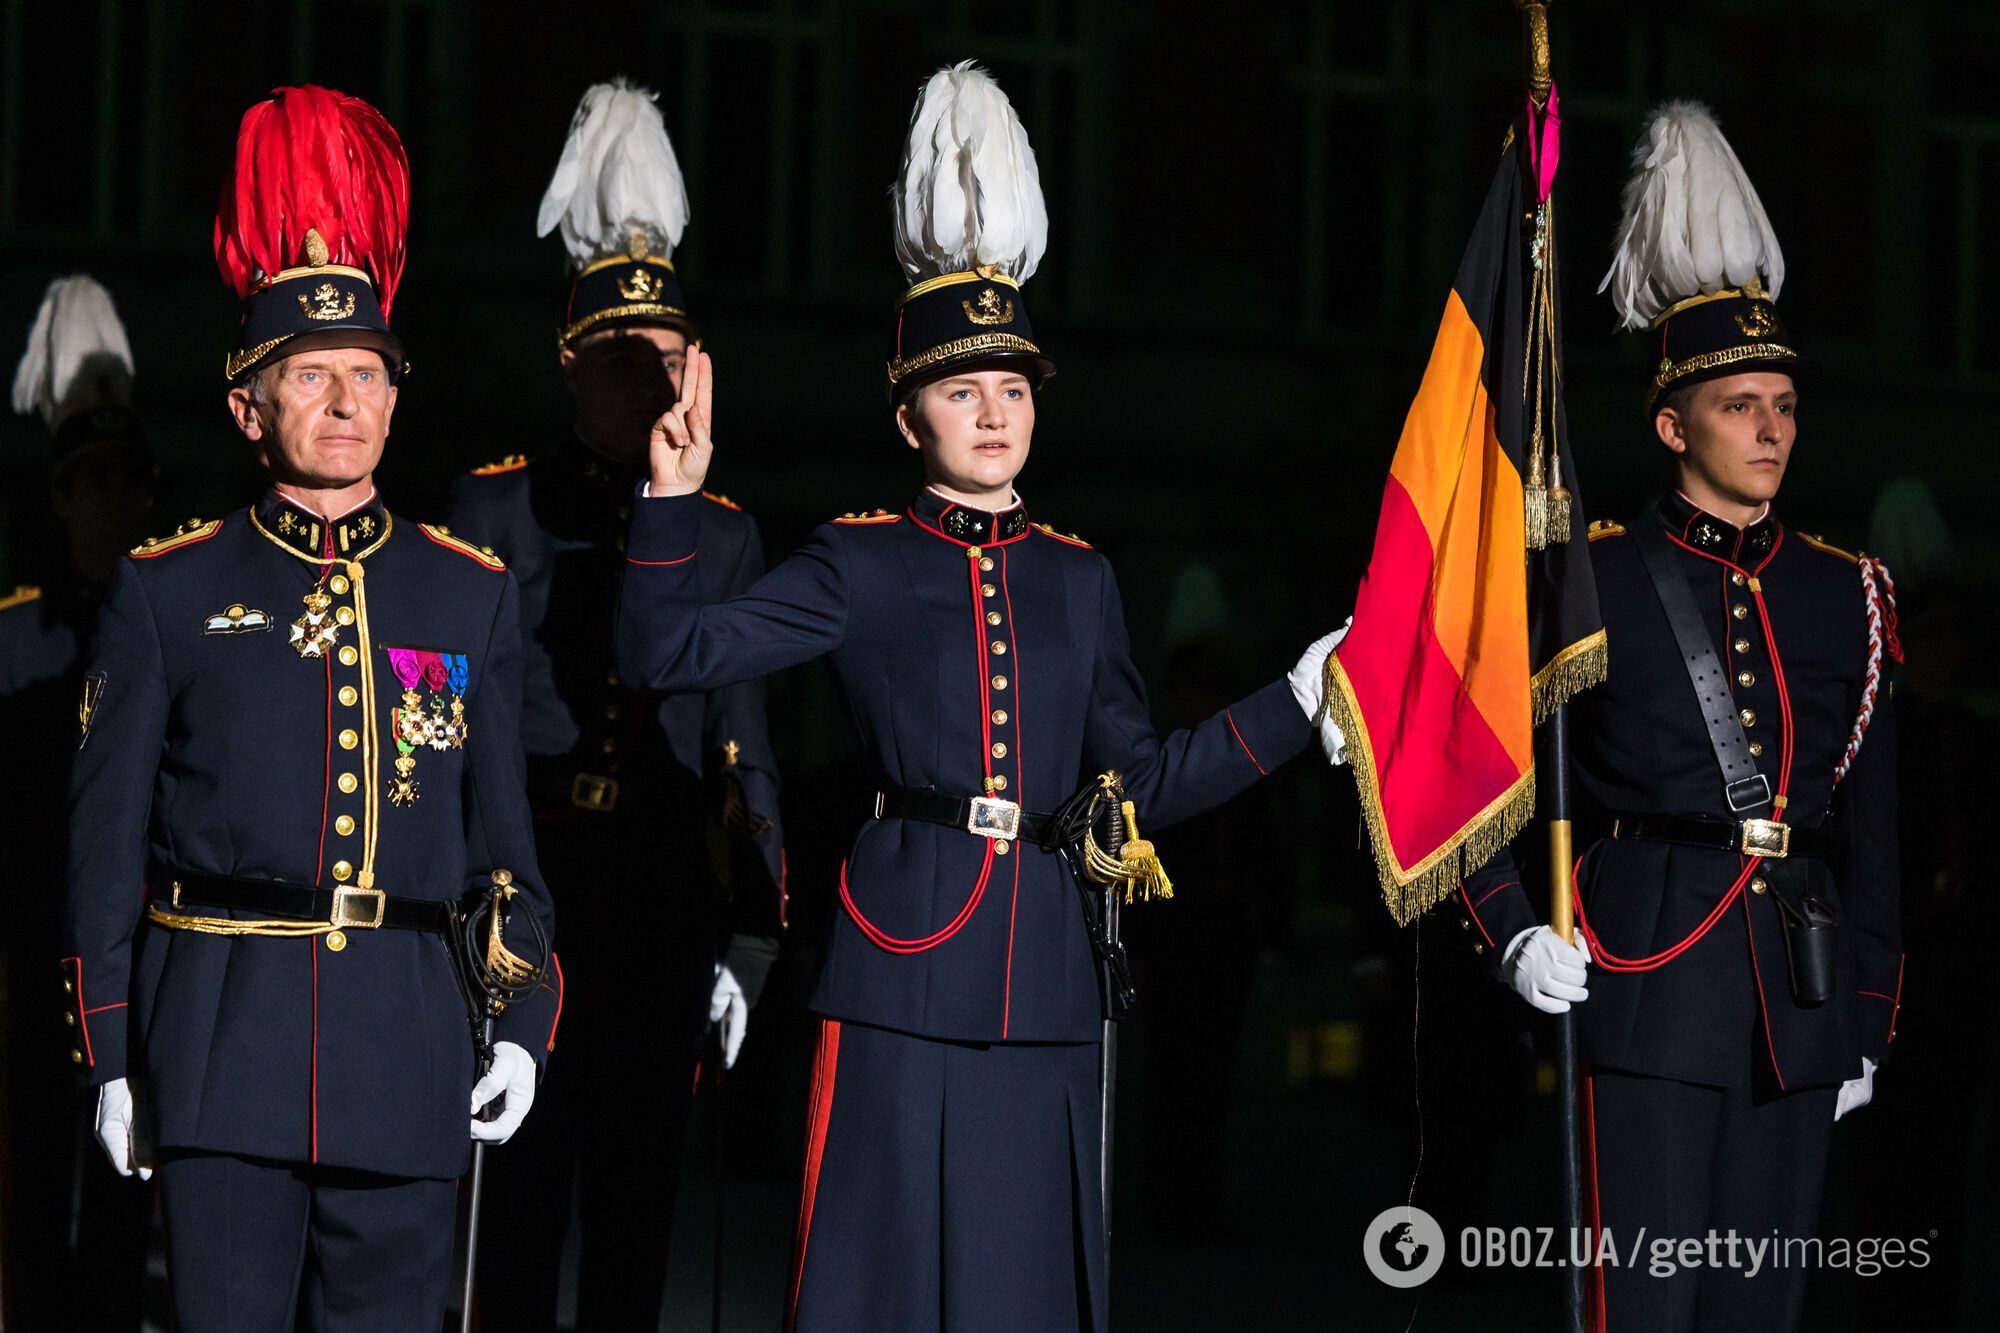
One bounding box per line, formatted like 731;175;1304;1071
1362;1205;1446;1288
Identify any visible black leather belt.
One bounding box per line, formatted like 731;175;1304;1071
873;787;1058;848
153;869;455;932
1611;813;1832;861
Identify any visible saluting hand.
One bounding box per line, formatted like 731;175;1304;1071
647;347;714;497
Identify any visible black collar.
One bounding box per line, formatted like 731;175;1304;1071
255;487;389;560
568;433;647;490
909;486;1030;546
1658;491;1780;563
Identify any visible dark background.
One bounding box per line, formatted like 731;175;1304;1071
2;1;1995;1328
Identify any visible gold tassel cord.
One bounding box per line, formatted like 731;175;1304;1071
1115;800;1174;904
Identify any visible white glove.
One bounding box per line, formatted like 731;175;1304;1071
1502;926;1592;1014
1834;1057;1878;1122
1288;619;1353;765
95;1078;150;1180
470;1041;537;1144
709;965;748;1070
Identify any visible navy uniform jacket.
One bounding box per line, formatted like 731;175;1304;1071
442;447;785;954
63;489;560;1180
1463;492;1902;1091
4;581;90;961
615;485;1312;1043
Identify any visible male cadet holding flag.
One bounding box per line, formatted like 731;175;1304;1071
1459;104;1904;1333
617;63;1351;1331
444;79;785;1332
62;85;557;1330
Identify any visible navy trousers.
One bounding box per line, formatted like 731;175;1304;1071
788;1019;1107;1332
156;1151;455;1331
1583;1066;1837;1333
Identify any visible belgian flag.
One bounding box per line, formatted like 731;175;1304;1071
1326;132;1605;926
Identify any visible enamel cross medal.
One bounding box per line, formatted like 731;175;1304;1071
289;589;339;658
387;648;426;805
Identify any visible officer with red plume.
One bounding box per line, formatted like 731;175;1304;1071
62;85;558;1330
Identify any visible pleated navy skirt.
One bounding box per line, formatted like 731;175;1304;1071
787;1018;1108;1332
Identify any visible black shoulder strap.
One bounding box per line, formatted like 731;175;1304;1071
1629;517;1773;814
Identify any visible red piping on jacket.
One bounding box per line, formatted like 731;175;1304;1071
63;956;96;1066
1001;545;1024;1037
1583;1069;1605;1333
1225;709;1267;775
625;552;695;567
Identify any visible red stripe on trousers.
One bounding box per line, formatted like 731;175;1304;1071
788;1018;842;1330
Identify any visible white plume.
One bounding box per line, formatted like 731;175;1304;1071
892;61;1047;283
537;79;689;268
11;275;134;431
1599;101;1785;330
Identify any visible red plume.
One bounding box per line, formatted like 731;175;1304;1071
213;85;410;315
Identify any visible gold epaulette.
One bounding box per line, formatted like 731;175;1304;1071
1586;519;1626;542
1798;532;1859;564
1033;522;1093;549
703;490;743;512
470;453;530;477
832;509;899;525
0;585;42;613
418;522;506;570
131;518;222;559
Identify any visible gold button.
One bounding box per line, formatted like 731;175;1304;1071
1732;604;1750;621
981;583;996;598
338;772;358;794
338;728;359;750
338;685;358;706
1472;943;1486;956
992;742;1008;758
601;738;616;754
335;815;356;836
64;1012;75;1026
329;574;350;594
979;557;995;572
994;839;1011;856
1739;709;1757;728
1731;572;1746;587
335;606;355;626
607;672;620;687
990;641;1007;655
1748;741;1765;758
987;611;1003;626
992;675;1008;691
339;646;359;666
1736;670;1756;688
615;537;627;552
331;860;353;882
71;1049;83;1064
990;774;1008;791
1750;877;1769;895
617;506;630;521
326;930;348;952
63;979;74;994
966;546;983;559
991;709;1008;725
604;703;620;720
1733;638;1752;655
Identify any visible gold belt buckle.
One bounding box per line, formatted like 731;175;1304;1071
330;885;386;929
966;796;1022;840
1739;818;1790;859
571;773;620;812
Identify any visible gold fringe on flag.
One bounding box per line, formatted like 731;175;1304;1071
1321;655;1539;928
1530;627;1609;726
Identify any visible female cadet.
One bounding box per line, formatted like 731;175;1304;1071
617;63;1348;1332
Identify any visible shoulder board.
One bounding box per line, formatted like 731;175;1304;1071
469;453;531;477
1033;522;1094;549
1585;519;1626;542
131;518;222;559
832;509;900;525
0;585;42;613
1797;532;1859;564
702;490;743;512
418;522;507;571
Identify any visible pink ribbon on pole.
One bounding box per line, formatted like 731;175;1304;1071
1526;83;1561;203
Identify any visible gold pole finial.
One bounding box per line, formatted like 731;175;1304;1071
1515;1;1554;102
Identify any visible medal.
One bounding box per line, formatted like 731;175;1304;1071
289;589;339;658
386;647;427;805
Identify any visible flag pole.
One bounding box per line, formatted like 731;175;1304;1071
1515;3;1588;1329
